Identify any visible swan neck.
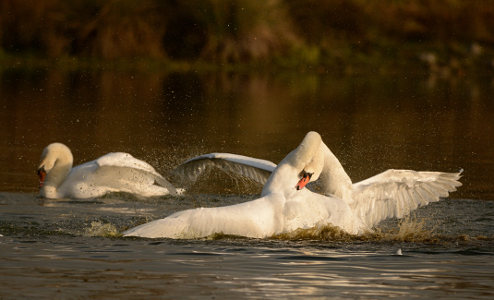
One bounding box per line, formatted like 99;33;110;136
261;132;353;200
41;158;73;198
319;143;353;199
261;150;297;197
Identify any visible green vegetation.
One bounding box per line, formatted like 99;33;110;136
1;0;493;74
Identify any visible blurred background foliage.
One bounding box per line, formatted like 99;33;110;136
0;0;493;72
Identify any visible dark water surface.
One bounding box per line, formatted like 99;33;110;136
0;193;493;299
1;69;493;299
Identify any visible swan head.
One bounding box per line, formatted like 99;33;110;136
37;143;73;189
292;131;324;190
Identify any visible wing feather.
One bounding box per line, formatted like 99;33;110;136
95;152;161;177
94;152;177;195
352;169;462;228
171;153;276;186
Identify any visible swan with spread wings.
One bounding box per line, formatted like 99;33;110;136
124;131;462;238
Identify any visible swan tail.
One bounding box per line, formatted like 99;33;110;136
123;216;187;238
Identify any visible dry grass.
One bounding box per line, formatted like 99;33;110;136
196;0;299;62
0;0;70;56
76;0;167;59
1;0;493;65
287;0;494;46
366;0;494;43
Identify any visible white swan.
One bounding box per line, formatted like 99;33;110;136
37;143;178;199
124;131;462;238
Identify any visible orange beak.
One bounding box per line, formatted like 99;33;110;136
296;173;312;190
37;168;46;189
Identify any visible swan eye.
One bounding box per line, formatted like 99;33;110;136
299;170;313;179
37;166;46;176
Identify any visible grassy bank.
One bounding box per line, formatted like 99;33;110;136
1;0;493;74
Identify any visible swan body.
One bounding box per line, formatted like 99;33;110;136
124;132;462;238
37;143;177;199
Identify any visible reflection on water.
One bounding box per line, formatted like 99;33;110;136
1;68;494;298
0;191;493;298
1;68;492;199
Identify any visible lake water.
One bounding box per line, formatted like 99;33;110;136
0;68;493;299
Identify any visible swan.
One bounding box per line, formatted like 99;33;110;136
37;143;178;199
124;131;462;238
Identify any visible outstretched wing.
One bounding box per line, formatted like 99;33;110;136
171;153;277;186
95;152;178;195
351;169;462;228
95;152;160;176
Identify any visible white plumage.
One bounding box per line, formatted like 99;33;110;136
351;169;462;228
124;131;462;238
37;143;177;199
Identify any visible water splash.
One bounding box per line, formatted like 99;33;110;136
371;215;439;243
83;221;120;238
272;223;356;242
268;215;478;244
